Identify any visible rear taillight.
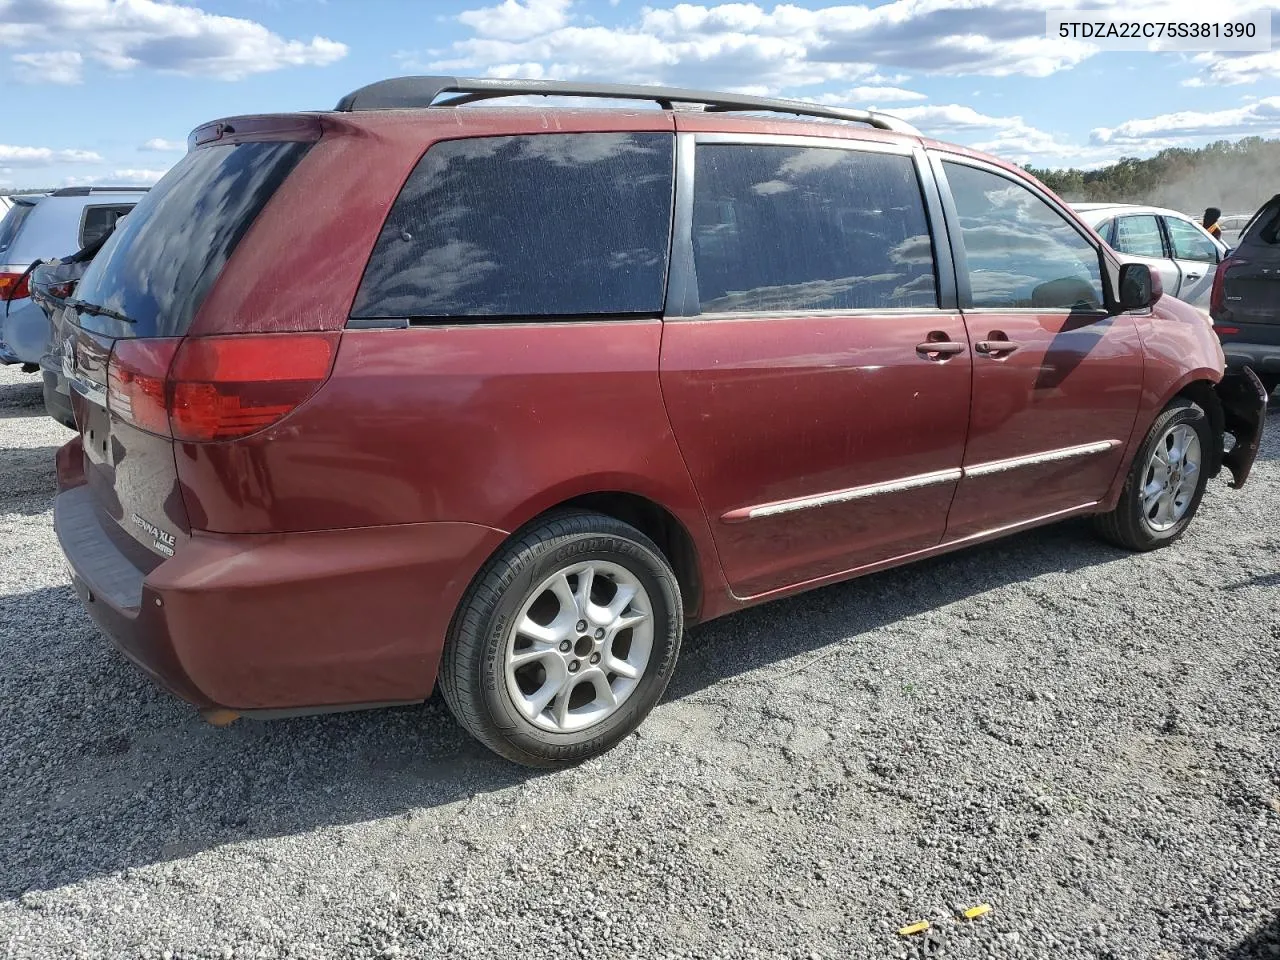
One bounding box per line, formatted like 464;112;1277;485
1210;256;1245;321
0;272;30;301
107;339;181;435
169;333;338;442
105;333;338;442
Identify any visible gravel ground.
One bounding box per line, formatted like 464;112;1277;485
1;360;1277;960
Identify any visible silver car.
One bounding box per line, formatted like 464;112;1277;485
1071;203;1227;308
1;186;147;368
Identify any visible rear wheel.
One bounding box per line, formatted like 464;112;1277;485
439;511;683;767
1094;398;1212;551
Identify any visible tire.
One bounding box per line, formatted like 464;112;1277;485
439;510;683;767
1093;397;1213;552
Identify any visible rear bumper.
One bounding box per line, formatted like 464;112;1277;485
40;364;75;429
55;480;509;712
1221;342;1280;376
1215;367;1269;489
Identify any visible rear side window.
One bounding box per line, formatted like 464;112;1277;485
79;204;135;248
943;161;1104;311
691;145;937;313
73;142;310;338
0;201;36;257
352;133;674;319
1113;215;1165;259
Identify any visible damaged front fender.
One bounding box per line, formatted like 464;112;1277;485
1216;366;1269;489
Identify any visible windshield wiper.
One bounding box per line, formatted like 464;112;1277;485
67;298;136;325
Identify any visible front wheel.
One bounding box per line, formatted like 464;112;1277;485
1094;398;1212;551
439;511;683;767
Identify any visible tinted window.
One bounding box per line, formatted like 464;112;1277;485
74;142;309;338
79;204;135;248
1113;215;1165;258
352;133;674;319
1164;217;1219;263
691;145;936;313
0;200;36;257
944;162;1104;310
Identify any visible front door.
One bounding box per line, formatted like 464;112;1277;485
660;136;972;599
934;157;1144;539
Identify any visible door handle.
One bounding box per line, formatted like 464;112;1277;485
916;337;965;359
1185;274;1201;282
975;339;1021;357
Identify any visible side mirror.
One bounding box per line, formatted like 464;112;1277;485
1119;262;1162;310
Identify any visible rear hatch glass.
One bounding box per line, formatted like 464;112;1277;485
74;141;309;339
67;140;310;560
0;199;36;263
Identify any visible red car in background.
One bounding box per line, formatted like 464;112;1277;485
54;78;1267;767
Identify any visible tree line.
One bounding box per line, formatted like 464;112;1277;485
1024;137;1280;216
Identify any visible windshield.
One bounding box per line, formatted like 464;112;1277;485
73;141;310;338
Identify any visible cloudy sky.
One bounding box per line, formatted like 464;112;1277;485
1;0;1278;190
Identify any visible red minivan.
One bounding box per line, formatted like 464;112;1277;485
54;78;1267;766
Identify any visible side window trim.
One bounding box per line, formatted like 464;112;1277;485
350;131;677;322
667;133;954;319
929;151;1113;314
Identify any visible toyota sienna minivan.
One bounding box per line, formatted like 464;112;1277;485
54;78;1267;767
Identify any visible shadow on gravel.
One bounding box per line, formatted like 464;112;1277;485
0;517;1130;898
0;376;45;419
0;445;61;516
1224;910;1280;959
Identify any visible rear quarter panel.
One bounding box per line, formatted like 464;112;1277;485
174;322;730;616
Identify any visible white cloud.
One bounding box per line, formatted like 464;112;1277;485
110;168;170;184
894;103;1117;167
1187;49;1280;87
1092;97;1280;145
459;0;573;41
0;144;104;166
12;50;83;84
61;168;169;188
815;85;927;105
426;0;1105;90
140;138;185;152
0;0;347;81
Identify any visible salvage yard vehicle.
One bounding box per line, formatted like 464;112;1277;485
1;186;146;370
53;78;1268;767
29;230;116;428
1073;203;1227;308
1212;194;1280;396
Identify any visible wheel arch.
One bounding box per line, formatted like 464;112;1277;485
536;491;706;624
1173;378;1226;478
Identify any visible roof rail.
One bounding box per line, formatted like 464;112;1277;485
51;186;151;197
334;76;920;135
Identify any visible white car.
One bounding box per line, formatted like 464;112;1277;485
1072;203;1227;308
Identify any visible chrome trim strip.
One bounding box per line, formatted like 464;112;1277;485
963;439;1121;478
724;468;962;522
722;440;1122;523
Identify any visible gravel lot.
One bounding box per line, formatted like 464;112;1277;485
1;360;1277;960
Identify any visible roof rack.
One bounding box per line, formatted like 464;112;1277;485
334;76;920;135
51;186;151;197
